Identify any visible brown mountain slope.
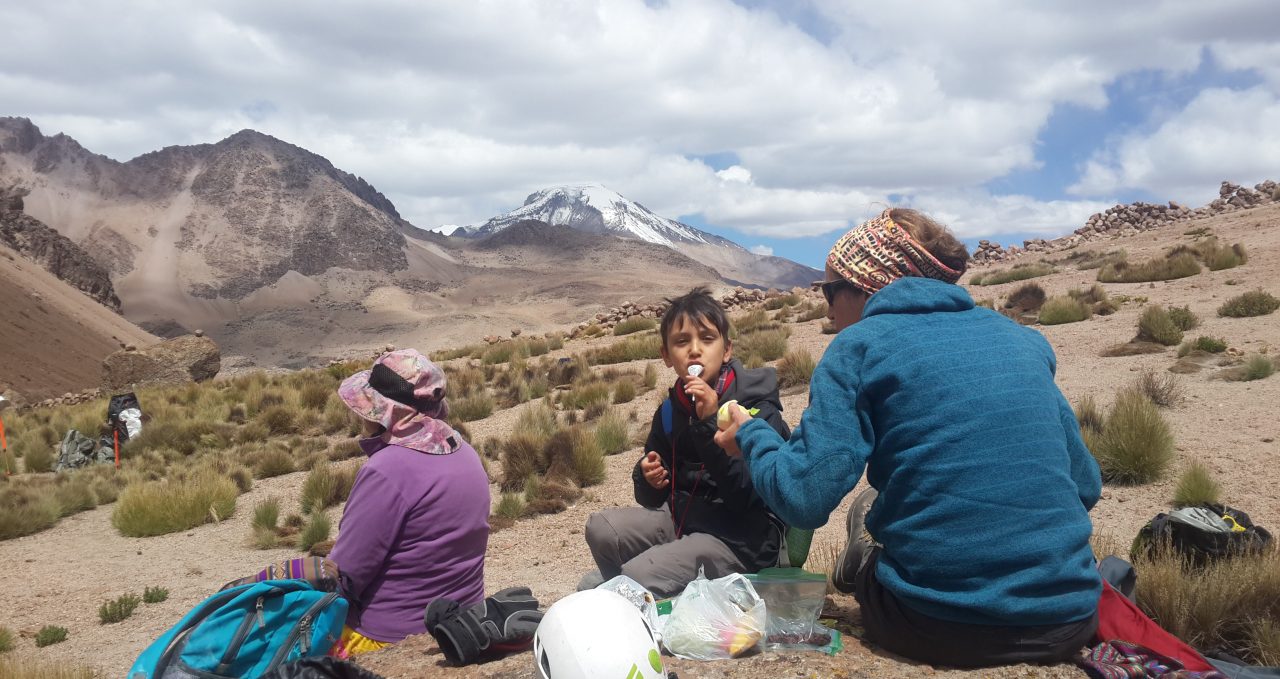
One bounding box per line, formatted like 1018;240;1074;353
0;242;154;402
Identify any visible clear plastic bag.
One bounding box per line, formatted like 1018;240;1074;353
596;575;662;643
745;568;831;652
661;570;766;660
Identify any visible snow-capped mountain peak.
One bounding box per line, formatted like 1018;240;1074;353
462;184;715;247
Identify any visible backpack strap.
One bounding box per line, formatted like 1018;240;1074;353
660;398;673;439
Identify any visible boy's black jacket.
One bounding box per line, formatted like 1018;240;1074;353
631;358;791;571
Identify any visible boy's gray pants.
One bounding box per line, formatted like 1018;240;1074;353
585;506;744;598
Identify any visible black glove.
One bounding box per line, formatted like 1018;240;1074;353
424;587;544;666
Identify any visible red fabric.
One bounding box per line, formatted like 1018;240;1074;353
1095;580;1214;673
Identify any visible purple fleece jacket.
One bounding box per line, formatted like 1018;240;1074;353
329;437;490;642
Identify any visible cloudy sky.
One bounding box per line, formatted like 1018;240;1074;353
3;0;1278;267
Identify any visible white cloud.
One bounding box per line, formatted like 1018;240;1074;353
1070;86;1280;204
0;0;1276;246
749;244;774;256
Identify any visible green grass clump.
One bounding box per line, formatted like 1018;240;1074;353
298;511;331;553
1179;336;1228;357
1236;355;1275;382
22;440;55;473
143;586;169;604
112;470;239;537
1075;395;1105;434
1038;297;1092;325
970;262;1055;286
593;412;630;456
764;293;802;310
99;593;142;624
256;405;298;436
34;625;68;648
252;496;281;535
431;344;486;362
0;485;61;540
776;349;816;388
612;379;636;404
796;302;829;322
481;342;521;365
1218;290;1279;318
1173;462;1222;508
613;317;657;336
1137;306;1183;346
1087;389;1175;484
734;309;779;334
250;446;295;478
1098;253;1201;283
642;364;658;389
0;626;12;653
299;464;357;515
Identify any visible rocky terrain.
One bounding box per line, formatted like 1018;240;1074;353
0;185;120;311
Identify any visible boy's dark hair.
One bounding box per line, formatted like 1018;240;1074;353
660;286;730;348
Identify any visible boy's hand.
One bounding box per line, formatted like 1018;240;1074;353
640;451;669;490
683;375;720;420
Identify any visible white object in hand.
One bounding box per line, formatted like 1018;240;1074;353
687;365;703;406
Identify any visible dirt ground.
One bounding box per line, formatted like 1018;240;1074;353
1;205;1277;677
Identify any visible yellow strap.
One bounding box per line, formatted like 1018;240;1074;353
1223;514;1247;533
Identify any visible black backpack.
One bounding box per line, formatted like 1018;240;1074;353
1132;503;1272;565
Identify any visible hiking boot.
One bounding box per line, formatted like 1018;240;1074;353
576;568;604;592
832;487;878;595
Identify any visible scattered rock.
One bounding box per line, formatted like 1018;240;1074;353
102;334;221;391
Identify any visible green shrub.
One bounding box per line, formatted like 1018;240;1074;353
594;412;630;456
971;262;1056;286
776;349;816;388
1038;297;1091;325
613;317;656;336
1137;306;1183;346
1193;336;1228;353
1090;389;1175;484
112;470;238;537
1167;306;1199;331
736;328;790;363
452;392;495;422
1218;290;1279;317
143;586;169;604
99;593;142;624
34;625;68;648
1098;253;1201;283
0;626;12;653
298;511;331;553
1173;462;1221;507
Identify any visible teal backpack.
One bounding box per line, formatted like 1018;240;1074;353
127;580;347;679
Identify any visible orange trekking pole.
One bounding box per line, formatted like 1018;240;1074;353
113;429;120;469
1;414;9;476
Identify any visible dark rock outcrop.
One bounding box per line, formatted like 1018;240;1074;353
0;186;122;311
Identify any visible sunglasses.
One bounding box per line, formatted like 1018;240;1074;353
813;278;856;305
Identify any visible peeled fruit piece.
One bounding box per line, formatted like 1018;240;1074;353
717;400;758;430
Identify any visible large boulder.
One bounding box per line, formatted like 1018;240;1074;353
102;335;221;390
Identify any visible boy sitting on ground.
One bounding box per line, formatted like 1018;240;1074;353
581;286;791;597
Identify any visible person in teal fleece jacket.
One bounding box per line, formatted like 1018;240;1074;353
716;208;1102;668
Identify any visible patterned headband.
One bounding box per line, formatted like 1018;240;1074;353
827;209;963;295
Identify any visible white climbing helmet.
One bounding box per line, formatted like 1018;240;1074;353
533;589;665;679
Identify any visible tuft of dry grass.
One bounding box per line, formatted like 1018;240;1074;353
299;463;358;515
970;262;1055;286
736;327;790;364
112;469;239;537
1038;296;1092;325
1172;462;1221;507
587;334;662;365
452;392;495;422
613;317;657;336
796;302;829;322
0;657;99;679
1004;282;1046;313
1101;341;1168;357
1075;395;1105;435
1133;370;1184;407
594;412;630;456
1098;252;1201;283
1087;389;1175;484
0;626;13;653
1236;355;1275;382
776;349;816;388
